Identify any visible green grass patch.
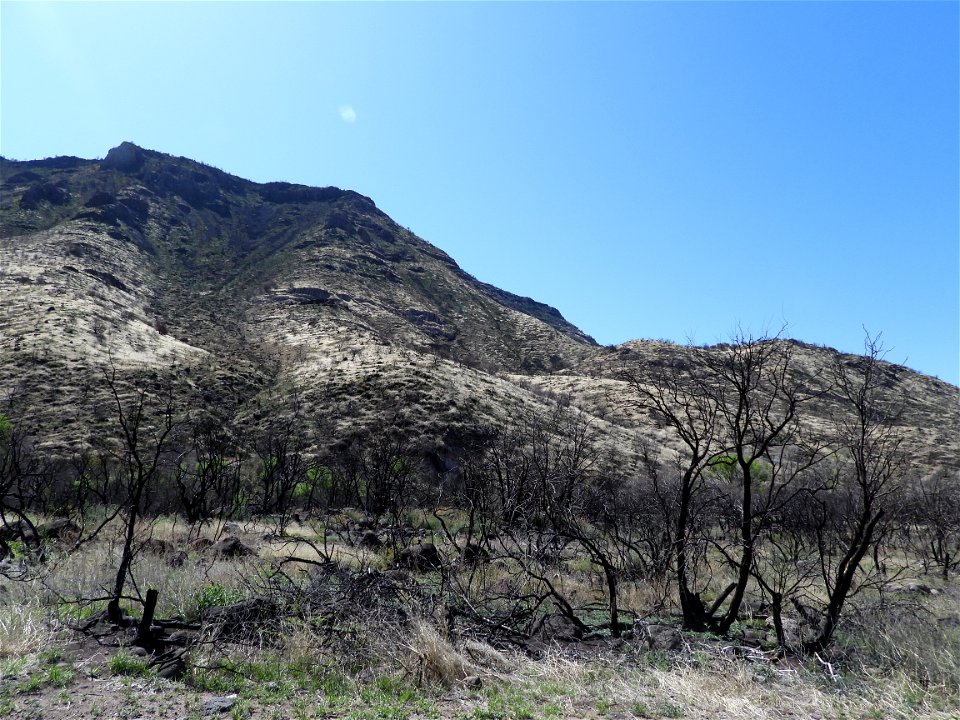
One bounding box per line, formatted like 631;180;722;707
193;582;245;617
109;652;151;678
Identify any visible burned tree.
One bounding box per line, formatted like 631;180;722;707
95;366;183;623
621;332;826;633
798;334;905;653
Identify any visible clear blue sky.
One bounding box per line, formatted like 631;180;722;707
2;2;958;385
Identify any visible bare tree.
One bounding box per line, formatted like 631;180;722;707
0;411;44;558
798;333;905;653
621;331;826;633
903;468;960;579
174;414;244;531
252;389;315;533
619;350;721;630
96;366;183;623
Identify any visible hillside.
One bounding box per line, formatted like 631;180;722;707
0;143;956;469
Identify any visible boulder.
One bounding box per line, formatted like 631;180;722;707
203;694;238;715
531;613;583;643
100;142;145;172
203;597;277;637
208;536;255;559
461;675;483;689
166;550;188;568
155;653;187;680
20;182;70;209
139;537;172;555
37;519;80;541
0;519;38;543
636;622;682;651
738;600;770;620
359;531;383;550
741;627;768;648
396;542;442;571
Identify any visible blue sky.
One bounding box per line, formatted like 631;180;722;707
2;2;958;385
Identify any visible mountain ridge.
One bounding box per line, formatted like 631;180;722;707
0;143;956;471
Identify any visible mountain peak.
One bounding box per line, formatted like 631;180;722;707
101;141;146;171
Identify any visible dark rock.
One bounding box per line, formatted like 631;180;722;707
143;165;230;215
404;309;444;325
382;569;411;584
100;142;145;172
84;191;116;208
83;269;128;292
0;519;37;543
74;196;148;230
203;597;277;638
259;182;346;204
139;537;172;555
208;536;255;559
738;600;770;620
636;622;682;651
325;211;354;231
203;695;237;715
359;531;383;550
0;558;25;576
166;629;198;644
403;308;457;341
530;613;583;643
3;170;42;185
156;654;187;680
461;675;483;689
741;627;768;647
396;542;443;571
118;195;149;219
20;182;70;209
166;550;188;568
279;287;336;305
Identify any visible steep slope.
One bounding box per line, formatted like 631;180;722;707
1;142;595;366
0;143;599;452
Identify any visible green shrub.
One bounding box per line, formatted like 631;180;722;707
193;583;244;616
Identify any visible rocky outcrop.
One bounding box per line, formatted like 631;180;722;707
100;141;145;172
20;182;70;209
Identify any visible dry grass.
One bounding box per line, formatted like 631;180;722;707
403;619;480;687
0;593;52;659
1;510;957;719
